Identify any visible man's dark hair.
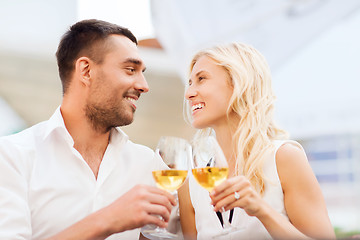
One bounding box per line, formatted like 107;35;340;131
56;19;137;94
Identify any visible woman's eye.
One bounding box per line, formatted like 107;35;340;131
198;76;204;81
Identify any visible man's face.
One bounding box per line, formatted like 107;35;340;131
85;35;148;132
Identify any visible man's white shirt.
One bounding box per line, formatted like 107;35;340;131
0;107;164;239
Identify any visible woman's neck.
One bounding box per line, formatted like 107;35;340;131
213;123;237;176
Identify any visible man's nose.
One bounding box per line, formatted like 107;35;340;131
135;73;149;93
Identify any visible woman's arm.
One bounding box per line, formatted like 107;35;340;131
210;143;335;239
178;179;197;240
274;143;335;239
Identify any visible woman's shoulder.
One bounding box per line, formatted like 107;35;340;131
269;140;307;174
274;140;307;167
273;139;303;152
274;140;315;192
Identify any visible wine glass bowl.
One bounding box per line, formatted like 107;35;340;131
152;168;188;193
191;136;229;192
152;137;190;194
191;167;228;192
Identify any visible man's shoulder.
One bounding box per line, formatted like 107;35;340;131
113;127;154;154
0;121;48;149
0;124;42;169
125;139;154;154
122;140;167;170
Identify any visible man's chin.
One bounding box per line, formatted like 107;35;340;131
116;115;134;127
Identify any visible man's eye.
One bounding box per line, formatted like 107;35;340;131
126;68;135;73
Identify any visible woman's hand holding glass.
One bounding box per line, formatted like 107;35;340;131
191;136;244;236
210;175;264;218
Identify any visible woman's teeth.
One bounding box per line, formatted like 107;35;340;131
192;103;204;111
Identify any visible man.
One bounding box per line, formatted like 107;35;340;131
0;19;175;239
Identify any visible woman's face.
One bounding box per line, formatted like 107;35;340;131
185;56;234;129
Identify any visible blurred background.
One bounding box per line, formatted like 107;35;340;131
1;0;359;237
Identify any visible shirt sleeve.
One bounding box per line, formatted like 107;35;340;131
0;139;32;239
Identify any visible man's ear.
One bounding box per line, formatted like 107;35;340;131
76;57;91;86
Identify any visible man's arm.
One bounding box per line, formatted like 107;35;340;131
47;185;176;240
0;141;32;239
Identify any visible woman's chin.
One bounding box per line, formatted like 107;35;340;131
191;120;208;130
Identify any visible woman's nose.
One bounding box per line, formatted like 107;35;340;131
185;85;197;100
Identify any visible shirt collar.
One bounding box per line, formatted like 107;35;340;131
43;106;73;144
110;127;129;146
43;106;130;146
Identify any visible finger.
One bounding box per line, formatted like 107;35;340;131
210;178;234;196
145;186;177;206
213;188;248;212
147;194;174;214
145;203;172;222
211;176;246;197
144;213;169;228
136;185;175;212
210;176;246;203
223;198;245;212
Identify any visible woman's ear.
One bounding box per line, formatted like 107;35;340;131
76;57;91;86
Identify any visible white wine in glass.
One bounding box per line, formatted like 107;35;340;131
191;136;241;237
142;136;191;239
152;169;188;193
191;167;228;192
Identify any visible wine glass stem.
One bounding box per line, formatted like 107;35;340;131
221;207;232;229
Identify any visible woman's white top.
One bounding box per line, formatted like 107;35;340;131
189;140;304;239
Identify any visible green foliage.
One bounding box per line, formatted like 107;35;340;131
334;227;360;239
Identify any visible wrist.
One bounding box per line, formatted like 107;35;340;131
253;200;273;220
89;207;116;239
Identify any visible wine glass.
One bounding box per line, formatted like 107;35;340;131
191;136;240;237
142;136;191;239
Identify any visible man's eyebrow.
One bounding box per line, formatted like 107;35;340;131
124;58;142;65
123;58;146;71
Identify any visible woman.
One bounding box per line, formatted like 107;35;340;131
178;42;335;239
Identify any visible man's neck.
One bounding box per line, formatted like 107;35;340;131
60;105;111;179
73;131;110;179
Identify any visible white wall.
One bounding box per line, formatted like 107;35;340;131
0;0;78;135
0;0;77;58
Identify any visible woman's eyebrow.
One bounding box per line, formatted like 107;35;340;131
195;70;208;77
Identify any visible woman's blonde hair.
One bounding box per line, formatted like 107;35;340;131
185;42;288;194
